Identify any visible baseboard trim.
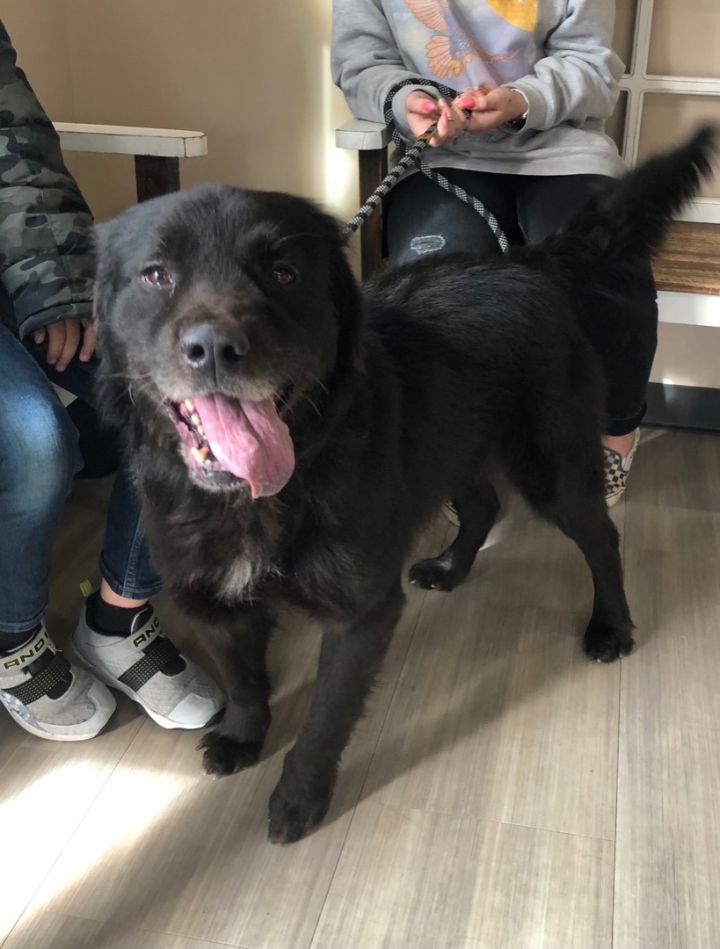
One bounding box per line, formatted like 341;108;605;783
645;382;720;431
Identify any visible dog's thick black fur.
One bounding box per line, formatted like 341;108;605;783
94;128;715;843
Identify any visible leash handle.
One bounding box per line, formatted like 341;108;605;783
342;79;510;254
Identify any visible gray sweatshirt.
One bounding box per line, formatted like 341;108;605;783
332;0;626;177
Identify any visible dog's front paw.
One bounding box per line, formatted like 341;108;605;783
267;781;331;845
197;730;263;777
408;557;461;591
584;619;634;663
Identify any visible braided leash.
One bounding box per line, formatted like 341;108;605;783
342;132;434;237
342;78;510;254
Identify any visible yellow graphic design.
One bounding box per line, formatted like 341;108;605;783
406;0;520;81
485;0;537;32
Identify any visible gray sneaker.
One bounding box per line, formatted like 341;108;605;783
72;604;224;729
0;625;116;741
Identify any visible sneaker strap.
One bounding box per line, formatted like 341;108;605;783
0;627;52;674
0;629;71;705
116;610;183;693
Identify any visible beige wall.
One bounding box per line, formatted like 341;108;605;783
649;0;720;77
614;0;638;69
4;0;356;224
3;1;719;389
3;1;74;119
639;94;720;198
612;0;720;197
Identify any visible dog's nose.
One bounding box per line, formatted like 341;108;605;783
179;322;249;374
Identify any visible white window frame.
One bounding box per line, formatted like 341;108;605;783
619;0;720;223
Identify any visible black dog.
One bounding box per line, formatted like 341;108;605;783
93;128;715;843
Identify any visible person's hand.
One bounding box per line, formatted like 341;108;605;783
405;90;470;147
454;86;527;133
32;318;96;371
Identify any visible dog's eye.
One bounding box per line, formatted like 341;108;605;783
142;266;175;289
273;266;296;286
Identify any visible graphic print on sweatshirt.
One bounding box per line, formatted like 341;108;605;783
387;0;537;88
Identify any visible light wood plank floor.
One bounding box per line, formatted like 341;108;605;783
1;429;719;949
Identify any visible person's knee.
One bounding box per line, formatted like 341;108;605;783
388;220;504;265
0;392;82;510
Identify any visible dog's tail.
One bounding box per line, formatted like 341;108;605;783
549;125;718;263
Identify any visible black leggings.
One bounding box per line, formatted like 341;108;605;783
384;169;658;435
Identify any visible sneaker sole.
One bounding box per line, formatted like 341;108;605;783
71;640;220;731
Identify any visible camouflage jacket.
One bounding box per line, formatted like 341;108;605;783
0;20;94;339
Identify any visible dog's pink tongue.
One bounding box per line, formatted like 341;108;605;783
192;394;295;498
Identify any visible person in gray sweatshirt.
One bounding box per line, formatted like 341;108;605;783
332;0;657;503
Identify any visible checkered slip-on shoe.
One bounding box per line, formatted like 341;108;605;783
0;624;116;741
72;604;224;730
604;429;640;507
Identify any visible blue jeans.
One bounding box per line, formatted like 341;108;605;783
0;322;161;635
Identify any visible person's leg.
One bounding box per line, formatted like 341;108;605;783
385;169;518;525
28;342;161;602
0;324;116;740
24;338;224;729
516;173;610;243
517;174;658;435
0;326;83;639
72;460;224;730
384;168;520;265
517;174;658;501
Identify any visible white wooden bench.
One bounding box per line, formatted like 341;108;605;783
56;122;207;201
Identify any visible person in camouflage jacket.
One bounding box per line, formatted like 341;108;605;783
0;21;95;349
0;20;223;741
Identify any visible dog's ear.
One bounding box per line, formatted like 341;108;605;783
92;207;143;328
331;246;365;373
92;218;118;331
91;213;141;428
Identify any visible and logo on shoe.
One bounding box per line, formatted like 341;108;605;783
2;636;46;671
132;614;161;649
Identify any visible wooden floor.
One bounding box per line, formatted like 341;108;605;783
2;429;720;949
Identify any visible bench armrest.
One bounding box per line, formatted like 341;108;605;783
55;123;207;159
335;119;390;151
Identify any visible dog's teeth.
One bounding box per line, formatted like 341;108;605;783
184;399;195;411
191;446;209;463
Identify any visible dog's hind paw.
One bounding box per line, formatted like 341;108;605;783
408;557;463;592
197;731;262;777
583;620;635;663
